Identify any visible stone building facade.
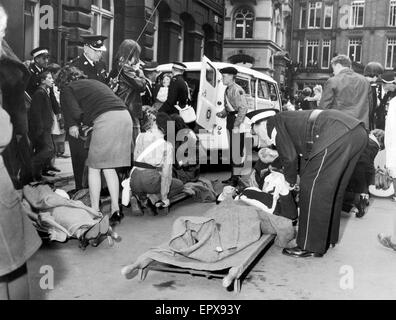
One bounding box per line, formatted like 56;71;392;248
3;0;224;70
291;0;396;92
223;0;292;87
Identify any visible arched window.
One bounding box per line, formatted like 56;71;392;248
234;7;254;39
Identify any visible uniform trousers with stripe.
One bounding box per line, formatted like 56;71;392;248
296;125;367;254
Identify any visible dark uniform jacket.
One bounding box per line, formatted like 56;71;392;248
141;79;157;106
70;54;108;83
60;79;126;128
267;110;363;186
320;68;371;128
159;74;189;115
29;87;60;141
26;62;43;98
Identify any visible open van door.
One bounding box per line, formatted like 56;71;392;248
196;56;228;150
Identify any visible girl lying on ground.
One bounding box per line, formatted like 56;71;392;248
237;147;298;221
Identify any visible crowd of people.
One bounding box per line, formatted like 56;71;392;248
2;1;396;299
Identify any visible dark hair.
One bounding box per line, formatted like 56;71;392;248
38;70;52;84
47;63;61;73
113;39;141;70
56;65;87;89
331;55;352;68
169;113;188;133
364;62;384;77
155;112;172;137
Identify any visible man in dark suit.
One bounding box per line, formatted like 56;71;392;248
247;108;367;258
320;55;371;129
26;47;50;98
159;62;189;115
68;35;108;190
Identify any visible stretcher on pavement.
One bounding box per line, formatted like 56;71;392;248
136;233;275;293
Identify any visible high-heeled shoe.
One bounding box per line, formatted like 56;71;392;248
109;209;124;226
79;215;109;249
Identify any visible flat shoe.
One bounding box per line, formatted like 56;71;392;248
282;247;323;258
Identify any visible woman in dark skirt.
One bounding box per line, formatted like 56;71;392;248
58;66;133;225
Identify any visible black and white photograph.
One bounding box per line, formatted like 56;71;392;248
0;0;395;308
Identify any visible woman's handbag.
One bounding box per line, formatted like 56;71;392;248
175;104;197;123
174;80;196;124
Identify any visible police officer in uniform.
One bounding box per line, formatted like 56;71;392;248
67;35;108;190
159;62;189;115
26;47;50;97
246;108;367;257
141;61;159;106
70;35;108;83
216;66;248;186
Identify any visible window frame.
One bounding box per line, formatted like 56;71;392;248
300;5;307;29
348;38;362;63
305;40;320;67
350;0;365;28
385;38;396;69
323;4;333;29
91;0;114;69
234;7;254;39
297;40;305;66
321;40;331;69
308;2;322;29
389;0;396;27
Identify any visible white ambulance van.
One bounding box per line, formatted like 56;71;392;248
156;56;282;151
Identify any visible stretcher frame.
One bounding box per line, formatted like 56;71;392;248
137;233;275;293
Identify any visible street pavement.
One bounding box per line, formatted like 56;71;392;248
27;145;396;300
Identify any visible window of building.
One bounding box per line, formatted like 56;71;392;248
297;40;305;65
324;5;333;28
389;0;396;26
300;5;307;28
351;1;365;27
91;0;114;69
322;40;331;69
308;2;321;29
24;0;40;61
306;40;319;67
234;7;254;39
348;38;362;63
386;38;396;69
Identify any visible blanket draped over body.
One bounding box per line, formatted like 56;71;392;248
129;198;295;272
